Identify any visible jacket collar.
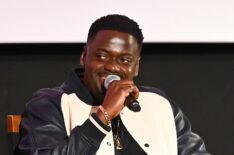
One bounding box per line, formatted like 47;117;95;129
64;68;100;106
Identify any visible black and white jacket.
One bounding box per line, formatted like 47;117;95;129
18;68;210;155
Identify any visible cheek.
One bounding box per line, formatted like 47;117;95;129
130;63;138;72
85;61;105;81
127;67;133;73
85;59;103;70
123;65;137;78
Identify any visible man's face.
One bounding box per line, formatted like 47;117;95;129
80;30;140;102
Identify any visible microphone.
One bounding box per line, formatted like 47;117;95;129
104;75;141;112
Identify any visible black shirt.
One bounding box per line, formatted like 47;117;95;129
112;115;147;155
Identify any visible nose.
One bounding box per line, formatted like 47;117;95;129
104;60;120;73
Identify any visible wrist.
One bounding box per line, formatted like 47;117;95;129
96;106;111;126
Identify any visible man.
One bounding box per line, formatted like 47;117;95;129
18;14;210;155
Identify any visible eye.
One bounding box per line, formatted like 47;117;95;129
96;53;107;60
121;58;133;64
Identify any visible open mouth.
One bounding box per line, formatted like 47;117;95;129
97;73;109;88
97;72;123;88
98;72;110;79
99;76;106;85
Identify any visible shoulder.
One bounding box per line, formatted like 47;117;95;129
138;85;180;117
24;87;65;121
20;87;68;146
28;87;64;105
138;86;170;100
138;85;172;110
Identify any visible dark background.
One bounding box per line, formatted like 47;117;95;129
1;43;234;155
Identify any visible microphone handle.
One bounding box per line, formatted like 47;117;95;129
128;99;141;112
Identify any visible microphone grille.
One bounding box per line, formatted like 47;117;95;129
104;75;121;89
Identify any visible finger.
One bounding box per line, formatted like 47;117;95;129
117;84;137;96
109;79;134;87
130;84;139;99
110;82;139;96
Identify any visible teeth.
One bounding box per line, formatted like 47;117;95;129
99;74;109;79
99;75;107;80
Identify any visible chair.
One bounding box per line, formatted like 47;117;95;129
7;115;22;155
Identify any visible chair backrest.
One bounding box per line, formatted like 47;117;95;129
7;115;22;155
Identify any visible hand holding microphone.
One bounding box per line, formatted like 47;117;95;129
104;75;141;112
96;74;141;124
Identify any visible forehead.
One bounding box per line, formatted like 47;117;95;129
87;30;140;56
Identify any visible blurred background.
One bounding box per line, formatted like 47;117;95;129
1;0;234;154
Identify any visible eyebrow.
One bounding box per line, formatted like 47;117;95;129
96;48;134;57
96;48;109;53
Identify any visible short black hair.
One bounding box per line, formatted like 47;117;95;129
87;14;144;51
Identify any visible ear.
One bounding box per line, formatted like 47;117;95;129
134;57;141;77
80;46;87;67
